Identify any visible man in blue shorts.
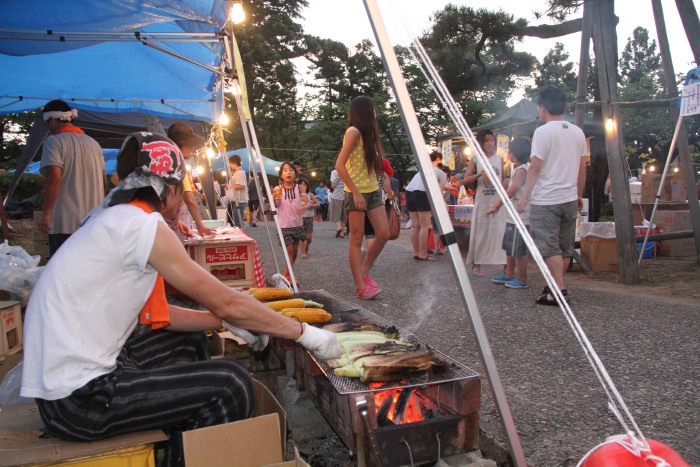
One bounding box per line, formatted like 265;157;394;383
517;86;587;305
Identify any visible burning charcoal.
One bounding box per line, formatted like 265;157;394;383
392;387;414;425
376;396;395;427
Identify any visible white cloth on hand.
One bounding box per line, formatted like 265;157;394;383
296;323;342;360
221;321;269;352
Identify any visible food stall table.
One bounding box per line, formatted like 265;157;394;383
187;229;266;288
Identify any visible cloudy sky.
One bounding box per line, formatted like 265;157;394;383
299;0;696;85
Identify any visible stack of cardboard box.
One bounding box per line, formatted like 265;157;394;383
654;210;695;257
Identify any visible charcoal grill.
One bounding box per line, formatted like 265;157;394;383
294;290;481;466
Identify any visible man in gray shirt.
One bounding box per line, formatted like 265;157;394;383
38;100;106;255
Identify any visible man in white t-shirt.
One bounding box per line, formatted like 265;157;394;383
517;86;587;306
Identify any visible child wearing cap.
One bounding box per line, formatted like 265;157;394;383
485;137;532;289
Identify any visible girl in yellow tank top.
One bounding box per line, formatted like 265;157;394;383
334;96;390;300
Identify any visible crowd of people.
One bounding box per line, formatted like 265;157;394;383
23;86;586;464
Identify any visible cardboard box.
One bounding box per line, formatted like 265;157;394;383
188;238;257;288
183;379;287;467
671;171;687;202
658;238;696;257
641;173;671;203
0;403;167;466
654;210;692;233
0;301;22;355
208;330;250;360
580;236;619;273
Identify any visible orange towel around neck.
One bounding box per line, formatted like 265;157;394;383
54;125;85;135
128;200;171;330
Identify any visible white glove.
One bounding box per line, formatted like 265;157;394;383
222;322;269;352
296;323;343;360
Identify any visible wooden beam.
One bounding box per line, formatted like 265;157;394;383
675;0;700;65
569;99;676;111
591;0;640;284
653;0;700;266
573;2;592;129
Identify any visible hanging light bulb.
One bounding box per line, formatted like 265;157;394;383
230;1;245;24
311;171;317;178
221;170;227;177
185;163;192;173
605;117;614;133
673;167;679;173
649;165;656;172
205;147;215;158
196;165;204;174
463;146;471;156
219;112;229;126
274;166;280;172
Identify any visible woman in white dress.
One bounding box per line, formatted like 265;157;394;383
463;129;506;276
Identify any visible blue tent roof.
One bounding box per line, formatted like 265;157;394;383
23;149;120;176
209;148;283;177
0;0;227;122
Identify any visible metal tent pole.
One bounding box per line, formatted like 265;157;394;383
230;81;297;291
638;114;683;263
362;1;527;465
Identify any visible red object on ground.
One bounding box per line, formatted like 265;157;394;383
580;436;690;466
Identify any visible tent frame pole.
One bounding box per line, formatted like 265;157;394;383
362;1;527;465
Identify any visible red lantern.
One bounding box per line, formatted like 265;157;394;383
580;435;690;466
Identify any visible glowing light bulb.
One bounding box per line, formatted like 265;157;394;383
219;113;229;126
649;166;656;172
673;167;679;173
221;171;227;177
463;147;471;156
274;166;280;172
196;165;204;174
230;2;245;24
205;147;215;158
311;171;316;177
185;163;192;172
605;118;614;132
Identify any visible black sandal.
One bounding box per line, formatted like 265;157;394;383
536;286;570;306
335;229;341;238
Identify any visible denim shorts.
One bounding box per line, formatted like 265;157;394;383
529;201;578;258
406;190;431;212
343;189;384;212
502;222;530;258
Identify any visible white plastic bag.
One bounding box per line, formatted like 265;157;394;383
0;362;32;407
0;241;43;305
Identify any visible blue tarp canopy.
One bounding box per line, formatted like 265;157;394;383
0;0;228;122
23;149;119;177
210;148;283;177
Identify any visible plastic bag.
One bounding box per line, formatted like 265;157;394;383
0;240;44;305
0;361;32;407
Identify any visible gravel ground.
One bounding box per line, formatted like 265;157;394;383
244;219;699;466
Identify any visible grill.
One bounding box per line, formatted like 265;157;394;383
294;290;481;466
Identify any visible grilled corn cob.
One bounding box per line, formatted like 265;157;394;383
281;308;332;323
246;288;294;301
264;299;323;311
333;351;437;382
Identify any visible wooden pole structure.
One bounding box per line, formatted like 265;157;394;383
590;0;640;284
675;0;700;64
652;0;700;266
573;2;592;130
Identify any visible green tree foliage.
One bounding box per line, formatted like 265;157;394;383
420;5;537;127
617;27;670;172
525;42;578;100
0;111;37;170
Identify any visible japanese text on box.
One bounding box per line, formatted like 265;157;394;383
205;245;249;263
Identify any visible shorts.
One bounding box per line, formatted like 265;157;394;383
343;189;384;212
302;217;314;234
281;227;307;246
406;190;431;212
248;199;260;211
329;198;346;223
530;201;578;258
502;223;530;258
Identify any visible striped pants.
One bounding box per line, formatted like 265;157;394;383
36;329;254;466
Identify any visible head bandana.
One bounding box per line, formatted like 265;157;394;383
107;132;186;207
42;109;78;122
